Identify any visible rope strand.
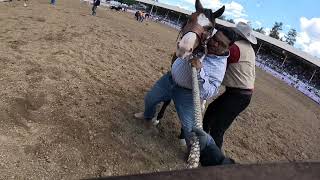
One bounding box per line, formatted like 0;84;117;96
187;66;203;168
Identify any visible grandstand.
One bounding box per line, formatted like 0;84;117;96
135;0;320;103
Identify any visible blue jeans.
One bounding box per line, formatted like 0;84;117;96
144;72;195;146
50;0;55;5
92;5;97;16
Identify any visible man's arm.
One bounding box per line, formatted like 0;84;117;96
227;44;240;64
197;56;227;100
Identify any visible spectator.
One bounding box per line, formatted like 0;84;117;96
92;0;100;16
50;0;55;5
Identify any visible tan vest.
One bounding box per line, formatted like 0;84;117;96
222;40;255;89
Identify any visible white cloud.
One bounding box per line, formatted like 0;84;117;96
223;1;247;18
175;0;247;20
284;24;291;29
279;32;286;40
307;42;320;57
255;20;262;27
176;4;190;10
300;17;320;41
265;27;271;35
297;31;311;44
296;17;320;57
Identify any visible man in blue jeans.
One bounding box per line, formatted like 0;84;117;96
91;0;100;16
135;27;236;149
50;0;56;5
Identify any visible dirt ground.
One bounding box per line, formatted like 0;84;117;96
0;0;319;179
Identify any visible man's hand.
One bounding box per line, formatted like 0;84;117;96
192;127;210;151
190;58;202;70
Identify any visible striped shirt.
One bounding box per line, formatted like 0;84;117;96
171;54;228;100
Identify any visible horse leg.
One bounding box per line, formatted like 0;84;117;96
179;128;186;146
156;100;171;121
92;6;96;16
179;128;185;139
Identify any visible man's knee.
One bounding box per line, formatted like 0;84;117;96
144;92;154;105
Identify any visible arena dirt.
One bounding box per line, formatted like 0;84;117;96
0;0;319;179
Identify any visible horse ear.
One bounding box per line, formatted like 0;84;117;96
211;6;225;19
195;0;204;12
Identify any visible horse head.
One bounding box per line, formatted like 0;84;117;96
176;0;225;58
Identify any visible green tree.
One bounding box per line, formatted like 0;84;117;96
253;27;266;35
269;22;283;40
285;28;297;46
226;18;235;24
118;0;136;5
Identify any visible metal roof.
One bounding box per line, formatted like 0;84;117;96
136;0;192;15
136;0;320;68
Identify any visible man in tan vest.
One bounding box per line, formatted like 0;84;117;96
203;22;257;149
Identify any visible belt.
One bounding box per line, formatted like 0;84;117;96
169;72;192;90
225;87;253;95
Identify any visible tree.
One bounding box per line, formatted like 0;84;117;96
226;18;235;24
285;28;297;46
118;0;136;5
269;22;283;40
253;27;266;35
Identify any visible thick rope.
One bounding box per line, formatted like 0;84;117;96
186;31;213;168
187;66;203;168
178;28;215;169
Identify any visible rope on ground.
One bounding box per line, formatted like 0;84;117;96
187;66;203;168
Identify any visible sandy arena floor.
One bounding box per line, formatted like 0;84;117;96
0;0;319;179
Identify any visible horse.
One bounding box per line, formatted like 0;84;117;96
110;6;122;11
154;0;225;140
135;11;146;22
176;0;225;59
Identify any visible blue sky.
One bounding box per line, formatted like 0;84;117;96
158;0;320;58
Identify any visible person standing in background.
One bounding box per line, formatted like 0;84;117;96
50;0;56;6
92;0;100;16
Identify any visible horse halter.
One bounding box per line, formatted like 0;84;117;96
178;12;215;56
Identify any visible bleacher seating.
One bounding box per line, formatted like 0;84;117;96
256;52;320;103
